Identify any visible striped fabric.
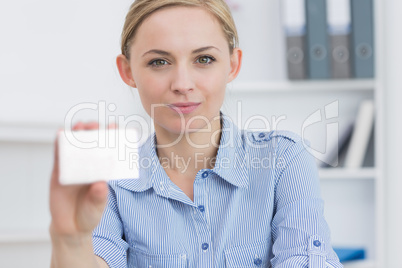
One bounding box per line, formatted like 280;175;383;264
92;113;343;268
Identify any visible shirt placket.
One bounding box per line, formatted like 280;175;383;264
192;169;214;267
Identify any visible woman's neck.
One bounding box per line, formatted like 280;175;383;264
155;116;222;176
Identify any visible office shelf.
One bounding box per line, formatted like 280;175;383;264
227;79;375;93
0;231;50;244
343;260;377;268
319;168;376;180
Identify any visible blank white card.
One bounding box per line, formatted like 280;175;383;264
58;128;140;185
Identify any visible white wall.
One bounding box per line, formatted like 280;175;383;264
0;241;51;268
0;0;139;126
383;0;402;267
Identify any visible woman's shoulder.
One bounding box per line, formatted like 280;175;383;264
241;129;309;160
242;129;304;150
221;113;303;148
243;129;302;145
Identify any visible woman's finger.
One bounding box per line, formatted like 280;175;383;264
72;121;85;131
88;182;109;205
107;123;118;129
84;121;100;130
50;129;63;189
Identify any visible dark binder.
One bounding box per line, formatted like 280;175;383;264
305;0;330;79
282;0;307;80
327;0;352;79
351;0;374;78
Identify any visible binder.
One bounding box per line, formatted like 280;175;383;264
362;125;375;167
344;100;375;168
305;0;330;79
333;247;365;262
319;120;354;168
351;0;374;78
282;0;307;80
327;0;352;79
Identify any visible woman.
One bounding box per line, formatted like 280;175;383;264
50;0;343;267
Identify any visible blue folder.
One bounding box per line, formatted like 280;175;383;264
305;0;330;79
333;247;365;262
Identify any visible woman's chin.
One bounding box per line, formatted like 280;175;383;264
157;121;212;136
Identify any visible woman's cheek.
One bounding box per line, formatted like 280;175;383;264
204;75;227;95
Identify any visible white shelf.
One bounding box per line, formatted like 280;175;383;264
0;231;50;243
343;260;377;268
319;168;376;180
227;79;375;93
0;122;58;144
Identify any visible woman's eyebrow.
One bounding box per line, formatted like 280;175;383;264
142;46;221;57
142;49;170;57
192;46;221;54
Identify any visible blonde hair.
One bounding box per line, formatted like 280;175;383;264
121;0;239;59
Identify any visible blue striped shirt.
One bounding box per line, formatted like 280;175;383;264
92;114;343;267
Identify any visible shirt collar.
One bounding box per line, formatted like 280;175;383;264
212;113;249;188
117;112;249;192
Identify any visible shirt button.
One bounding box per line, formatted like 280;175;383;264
201;243;209;250
258;132;265;138
313;240;321;247
254;257;262;266
198;205;205;212
201;171;209;178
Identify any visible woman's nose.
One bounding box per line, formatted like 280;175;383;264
170;64;195;94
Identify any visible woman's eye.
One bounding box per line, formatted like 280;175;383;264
150;59;168;67
197;56;215;65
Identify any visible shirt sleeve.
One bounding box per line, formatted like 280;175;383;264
270;139;343;268
92;183;129;268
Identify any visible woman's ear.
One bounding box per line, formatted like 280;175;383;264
227;48;242;83
116;54;137;88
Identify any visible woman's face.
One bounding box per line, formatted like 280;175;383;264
118;6;242;135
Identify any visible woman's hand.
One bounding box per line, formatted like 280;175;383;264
49;122;112;267
49;122;109;237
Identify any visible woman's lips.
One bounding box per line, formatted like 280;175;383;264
168;102;201;114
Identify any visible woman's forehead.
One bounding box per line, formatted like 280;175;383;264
142;6;219;28
132;6;228;53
